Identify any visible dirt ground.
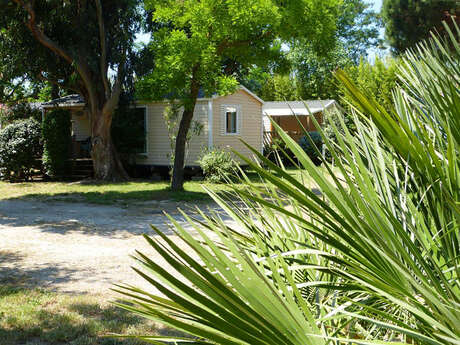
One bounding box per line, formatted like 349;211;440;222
0;198;233;297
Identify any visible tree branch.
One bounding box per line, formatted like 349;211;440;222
94;0;110;99
12;0;97;109
13;0;74;64
102;49;126;116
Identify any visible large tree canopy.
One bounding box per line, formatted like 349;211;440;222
382;0;459;54
138;0;341;191
0;0;143;180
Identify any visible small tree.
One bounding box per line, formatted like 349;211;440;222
42;109;71;178
138;0;340;191
0;118;42;181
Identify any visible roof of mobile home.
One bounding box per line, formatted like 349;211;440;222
263;100;336;116
41;86;263;108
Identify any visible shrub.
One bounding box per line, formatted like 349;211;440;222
197;148;239;183
0;118;42;181
298;131;322;165
0;102;42;127
42;109;72;178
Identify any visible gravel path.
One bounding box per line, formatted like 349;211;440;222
0;199;232;297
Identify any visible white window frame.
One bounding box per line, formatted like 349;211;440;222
222;104;241;136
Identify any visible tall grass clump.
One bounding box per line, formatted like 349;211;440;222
114;22;459;345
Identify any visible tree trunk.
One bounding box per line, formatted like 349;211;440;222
171;68;200;191
171;107;195;191
90;108;128;181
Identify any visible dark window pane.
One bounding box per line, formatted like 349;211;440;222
226;110;237;133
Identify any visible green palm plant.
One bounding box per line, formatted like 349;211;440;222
114;22;459;344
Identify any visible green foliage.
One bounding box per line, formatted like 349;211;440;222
116;23;460;344
291;45;353;101
336;0;383;61
138;0;340;102
198;148;239;184
341;56;400;113
42;109;72;178
0;102;42;127
258;74;299;102
162;103;204;169
0;1;143;95
112;106;147;155
298;131;322;165
0;118;42;181
320;56;399;158
1;0;148;181
264;132;323;167
382;0;458;54
258;0;383;102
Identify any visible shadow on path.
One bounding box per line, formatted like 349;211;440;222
0;199;226;237
0;250;80;290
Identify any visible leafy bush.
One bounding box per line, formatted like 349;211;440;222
197;148;239;183
0;102;42;127
116;24;460;345
42;108;72;178
298;131;322;165
0;118;42;181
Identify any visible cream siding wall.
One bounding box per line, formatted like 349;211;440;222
137;101;209;166
212;89;263;163
71;110;91;141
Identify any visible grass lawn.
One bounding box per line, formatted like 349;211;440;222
0;284;181;345
0;180;213;204
0;178;252;204
0;168;323;205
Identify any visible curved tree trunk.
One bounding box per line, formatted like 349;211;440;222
13;0;129;182
91;108;128;181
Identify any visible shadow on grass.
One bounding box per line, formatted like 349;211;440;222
0;285;188;345
7;186;212;205
1;173;266;205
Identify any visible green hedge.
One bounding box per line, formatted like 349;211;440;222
42;108;72;178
